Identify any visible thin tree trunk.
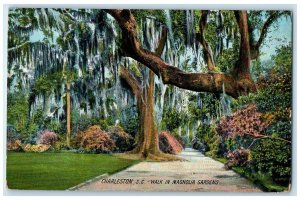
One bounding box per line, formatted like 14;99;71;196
66;82;71;147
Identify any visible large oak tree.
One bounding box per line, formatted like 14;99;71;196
104;9;288;159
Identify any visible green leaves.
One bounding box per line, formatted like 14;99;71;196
7;92;29;134
273;42;292;72
34;72;64;95
162;107;188;132
252;139;291;183
18;15;32;28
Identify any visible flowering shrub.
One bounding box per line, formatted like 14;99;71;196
108;126;134;152
7;140;23;151
75;125;115;153
159;131;183;154
224;148;250;169
7;139;52;152
37;130;59;145
23;144;52;152
217;104;271;139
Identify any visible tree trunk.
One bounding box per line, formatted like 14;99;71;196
129;71;179;160
119;27;179;160
66;82;71;147
130;70;160;157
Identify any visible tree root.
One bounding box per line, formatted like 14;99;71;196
114;151;185;161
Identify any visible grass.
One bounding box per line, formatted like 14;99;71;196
213;156;288;192
7;152;139;190
231;166;288;192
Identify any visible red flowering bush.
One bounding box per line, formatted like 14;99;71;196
159;131;183;154
37;130;59;145
108;126;134;152
224;148;250;169
217;104;271;139
75;125;115;153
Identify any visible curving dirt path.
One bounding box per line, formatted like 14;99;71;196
74;148;262;192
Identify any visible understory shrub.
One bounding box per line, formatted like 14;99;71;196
159;131;183;154
205;134;224;158
108;126;134;152
22;144;53;152
53;140;69;151
120;115;138;137
7;139;53;152
74;125;115;153
174;135;186;149
71;112;101;135
194;123;225;158
191;138;208;153
37;130;59;145
7;140;23;152
23;133;38;145
99;118;114;131
7;125;20;142
224;148;250;169
252;139;291;184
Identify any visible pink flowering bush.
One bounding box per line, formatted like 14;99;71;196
159;131;183;154
217;104;271;139
75;125;115;153
37;130;59;145
224;148;250;169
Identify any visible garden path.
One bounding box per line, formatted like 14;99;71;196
74;148;262;192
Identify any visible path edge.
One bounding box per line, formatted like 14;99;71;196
67;173;109;191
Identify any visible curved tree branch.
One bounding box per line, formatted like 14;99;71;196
119;66;142;97
250;11;289;59
106;9;256;98
8;41;30;52
53;9;76;21
247;135;291;150
119;26;167;98
7;40;52;52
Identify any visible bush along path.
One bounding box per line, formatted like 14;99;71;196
75;148;262;192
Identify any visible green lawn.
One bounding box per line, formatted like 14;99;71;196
7;152;139;190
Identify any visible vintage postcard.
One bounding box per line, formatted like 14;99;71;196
6;8;292;192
